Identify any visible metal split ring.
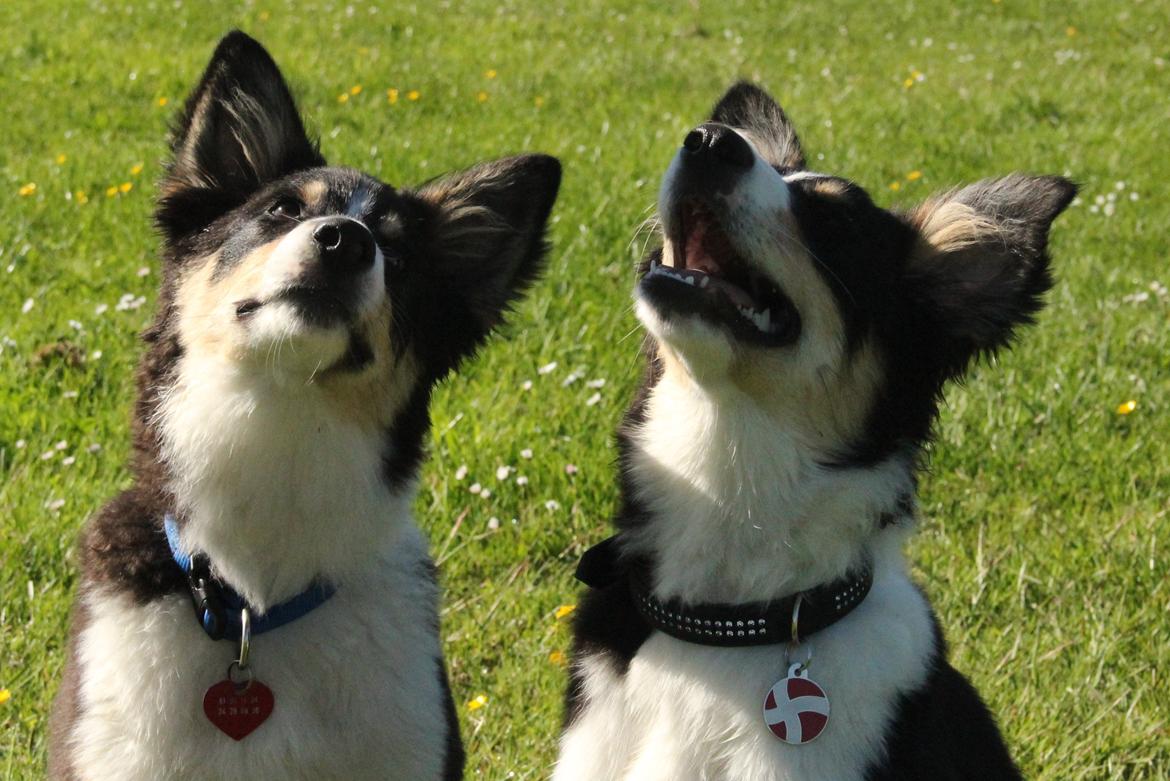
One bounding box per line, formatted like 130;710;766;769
226;660;253;693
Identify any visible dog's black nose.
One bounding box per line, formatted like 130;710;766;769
681;123;754;169
313;219;374;272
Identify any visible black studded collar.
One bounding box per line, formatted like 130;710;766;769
575;535;873;648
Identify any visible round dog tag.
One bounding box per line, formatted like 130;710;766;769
762;662;830;744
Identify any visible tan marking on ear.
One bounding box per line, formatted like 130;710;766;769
812;179;851;199
911;198;1001;256
300;180;328;208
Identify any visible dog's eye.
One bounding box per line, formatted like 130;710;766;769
268;197;303;220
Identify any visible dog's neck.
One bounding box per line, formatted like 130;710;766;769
155;353;417;612
623;368;915;606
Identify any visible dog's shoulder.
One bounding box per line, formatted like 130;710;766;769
77;487;182;603
867;645;1021;781
564;576;652;726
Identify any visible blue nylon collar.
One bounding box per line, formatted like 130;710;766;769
163;513;336;642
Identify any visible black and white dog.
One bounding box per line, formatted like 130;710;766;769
48;31;559;780
557;83;1073;780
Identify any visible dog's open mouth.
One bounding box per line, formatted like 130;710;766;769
641;200;800;346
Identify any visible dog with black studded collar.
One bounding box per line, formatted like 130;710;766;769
555;82;1075;781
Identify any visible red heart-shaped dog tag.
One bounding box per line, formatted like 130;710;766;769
203;679;275;741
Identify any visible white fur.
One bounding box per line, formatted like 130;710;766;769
155;350;408;609
69;528;447;781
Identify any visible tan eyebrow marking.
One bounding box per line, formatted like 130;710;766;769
300;180;328;207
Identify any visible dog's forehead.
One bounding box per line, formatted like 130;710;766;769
291;168;394;218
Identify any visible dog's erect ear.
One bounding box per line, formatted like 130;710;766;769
710;82;805;170
906;174;1076;372
414;154;561;367
158;31;323;237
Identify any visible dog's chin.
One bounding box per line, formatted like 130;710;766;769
237;301;353;379
635;296;737;382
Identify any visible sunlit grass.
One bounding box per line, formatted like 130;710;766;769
2;1;1167;778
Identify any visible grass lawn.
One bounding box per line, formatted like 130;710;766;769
2;0;1167;778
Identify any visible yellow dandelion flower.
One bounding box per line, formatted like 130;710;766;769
350;85;363;95
119;182;133;193
131;163;144;176
156;97;169;107
407;89;421;101
534;96;545;108
0;688;10;705
484;69;498;80
466;694;488;712
906;170;922;181
1066;26;1077;37
889;181;902;192
1116;400;1137;415
338;93;350;103
259;10;270;20
106;185;119;197
18;182;37;197
387;88;399;104
56;154;67;164
75;190;89;204
903;77;915;89
549;650;566;666
476;91;489;103
554;604;576;620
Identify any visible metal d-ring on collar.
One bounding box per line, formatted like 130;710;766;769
225;607;254;693
790;594;804;646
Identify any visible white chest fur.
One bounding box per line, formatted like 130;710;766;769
68;526;448;781
555;548;935;781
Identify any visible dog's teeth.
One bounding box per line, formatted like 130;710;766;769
699;276;710;288
760;309;771;331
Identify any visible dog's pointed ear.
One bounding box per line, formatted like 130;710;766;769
158;31;323;238
414;154;561;367
710;82;805;170
906;174;1076;373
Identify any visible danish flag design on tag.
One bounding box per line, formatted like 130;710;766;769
762;664;830;745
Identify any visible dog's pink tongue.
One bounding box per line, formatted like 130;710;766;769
685;219;708;269
684;218;754;309
707;277;755;309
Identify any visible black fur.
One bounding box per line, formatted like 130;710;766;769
865;613;1020;780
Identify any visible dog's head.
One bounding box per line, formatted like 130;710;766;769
140;32;559;484
638;82;1075;464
